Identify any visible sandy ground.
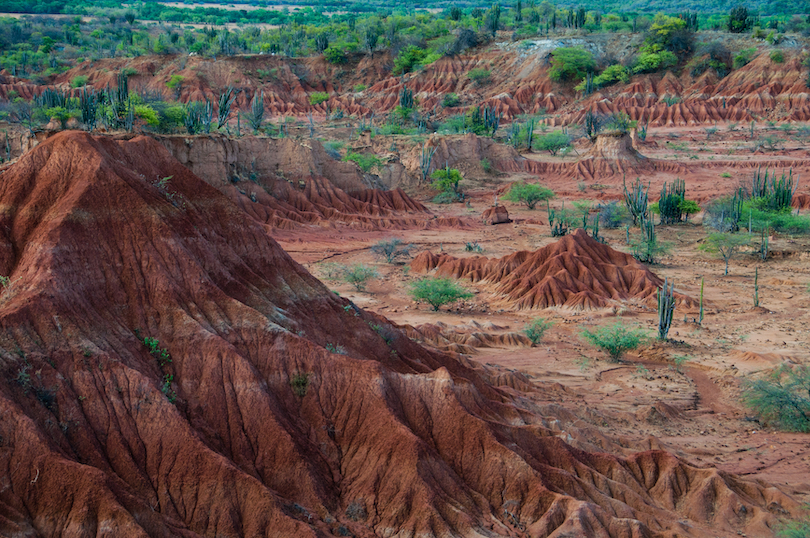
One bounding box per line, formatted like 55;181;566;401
277;124;810;504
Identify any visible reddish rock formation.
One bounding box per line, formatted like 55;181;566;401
482;204;511;224
0;132;794;538
413;229;693;310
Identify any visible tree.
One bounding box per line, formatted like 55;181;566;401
410;278;473;311
548;47;595;82
342;264;379;291
371;239;414;264
678;199;700;222
534;131;570;156
504;181;555;209
581;321;649;362
699;232;750;275
524;318;552;345
742;364;810;432
728;6;753;33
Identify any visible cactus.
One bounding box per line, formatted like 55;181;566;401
584;110;602;141
249;89;264;133
399;86;414;110
201;100;214;134
124;99;134;132
307;112;315;138
217;86;236;130
183;102;203;134
623;176;649;225
658;178;686;225
419;143;437;185
753;267;759;307
547;200;569;237
525;118;535;150
698;276;704;325
657;277;676;340
759;227;769;260
79;87;98;131
636;119;649;141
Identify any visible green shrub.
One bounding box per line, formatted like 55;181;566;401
70;75;88;88
166;75;184;89
394;46;428;75
777;517;810;538
770;50;785;63
534;131;570;156
524;318;552;345
633;46;678;73
371;239;414;263
743;364;810;432
503;181;555;209
430;167;463;195
410;277;473;311
733;47;757;69
353;84;367;92
699;232;750;275
442;93;460;107
309;92;329;105
581;321;649;362
341;264;379;291
466;68;491;84
549;47;596;82
343;152;381;172
134;104;159;127
290;372;311;397
324;46;347;64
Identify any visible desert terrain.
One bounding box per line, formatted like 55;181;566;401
1;11;810;538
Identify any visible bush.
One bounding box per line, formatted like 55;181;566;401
770;50;785;63
596;201;628;228
549;47;596;82
466;68;491;84
134;104;159;127
410;277;473;311
343;152;381;172
371;239;414;263
341;264;379;291
394;46;428;75
699;232;750;275
534;131;570;156
324;46;347;64
503;181;554;209
733;47;757;69
777;517;810;538
441;93;460;107
431;167;463;195
581;321;649;362
524;318;552;345
166;75;184;89
70;75;88;88
290;372;310;397
632;47;678;74
593;64;629;87
309;92;329;105
742;364;810;432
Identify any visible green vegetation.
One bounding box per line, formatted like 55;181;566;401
309;92;330;106
70;75;88;88
549;47;595;83
699;232;750;275
743;364;810;432
143;336;171;366
523;318;552;345
466;68;491;84
371;238;414;264
534;131;570;156
341;264;380;291
770;50;785;63
503;181;555;209
409;277;473;311
430;167;464;203
343;152;381;172
290;372;311;397
581;321;649;362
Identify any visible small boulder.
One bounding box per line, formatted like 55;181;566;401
482;205;511;225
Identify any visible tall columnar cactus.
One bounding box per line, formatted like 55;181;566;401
623;176;649;225
699;276;704;325
753;267;759;307
80;87;98;131
399;86;414;110
201;100;214;134
419;143;437;185
659;178;686;225
217;86;236;129
657;277;676;340
249;89;264;133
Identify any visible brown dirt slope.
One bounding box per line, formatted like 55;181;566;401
413;229;693;310
0;131;795;538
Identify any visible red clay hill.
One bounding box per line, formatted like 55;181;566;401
413;229;692;310
0;131;795;538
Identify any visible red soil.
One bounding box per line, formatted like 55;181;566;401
412;229;693;310
0;131;796;538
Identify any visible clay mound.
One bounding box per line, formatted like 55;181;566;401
413;229;693;310
403;320;532;354
0;131;799;537
482;204;511;224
